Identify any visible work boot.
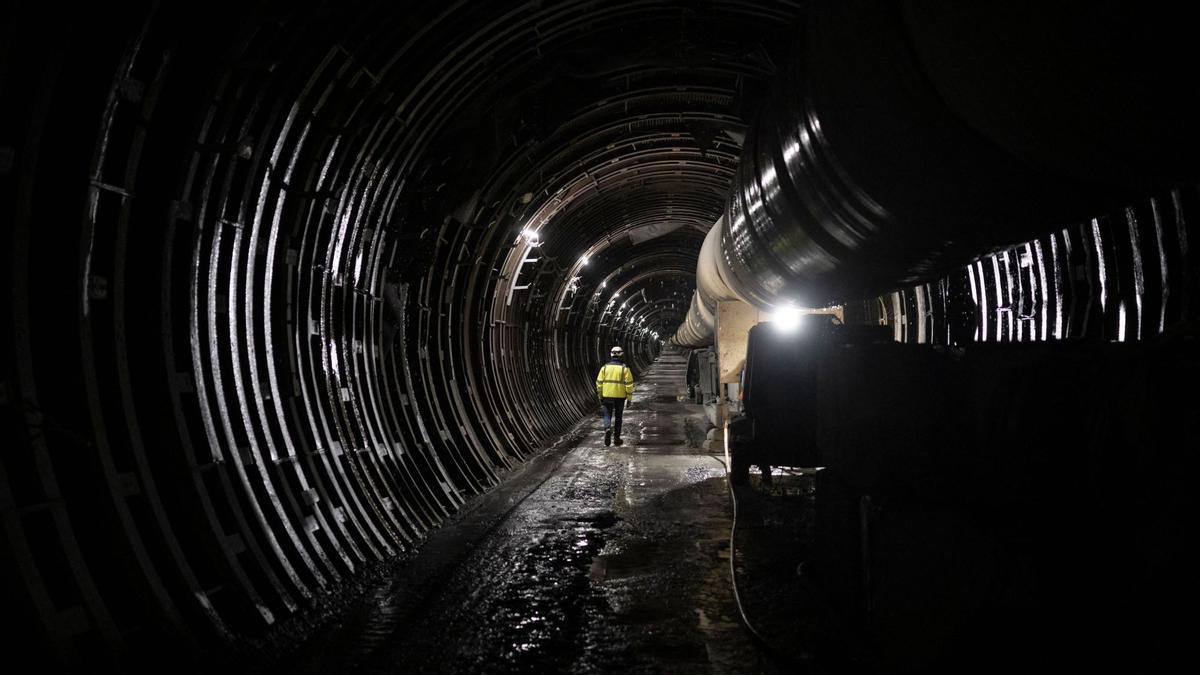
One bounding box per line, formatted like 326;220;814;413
614;435;623;446
604;430;612;446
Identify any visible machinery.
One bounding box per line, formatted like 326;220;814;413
728;316;891;484
722;313;1198;670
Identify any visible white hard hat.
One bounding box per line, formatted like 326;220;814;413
610;345;624;356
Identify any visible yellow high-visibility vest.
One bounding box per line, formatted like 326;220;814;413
595;362;634;399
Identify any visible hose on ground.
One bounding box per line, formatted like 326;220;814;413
723;428;807;671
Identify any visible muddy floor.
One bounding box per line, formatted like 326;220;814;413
262;354;780;674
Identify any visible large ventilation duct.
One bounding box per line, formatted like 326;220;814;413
671;217;747;347
673;0;1200;346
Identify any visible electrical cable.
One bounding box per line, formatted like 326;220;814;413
724;427;805;671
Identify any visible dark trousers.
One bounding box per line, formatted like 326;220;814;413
601;397;626;437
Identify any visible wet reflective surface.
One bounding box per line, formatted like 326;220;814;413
275;355;773;673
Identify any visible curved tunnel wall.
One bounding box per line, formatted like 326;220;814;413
1;1;799;665
858;188;1200;345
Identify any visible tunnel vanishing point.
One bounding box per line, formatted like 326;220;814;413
3;1;1200;672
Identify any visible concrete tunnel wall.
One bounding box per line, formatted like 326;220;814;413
1;1;801;666
4;1;1200;668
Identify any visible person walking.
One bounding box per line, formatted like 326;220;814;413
595;346;634;446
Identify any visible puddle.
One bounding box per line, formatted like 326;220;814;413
637;428;686;443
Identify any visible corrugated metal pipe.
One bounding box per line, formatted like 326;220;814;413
673;0;1200;347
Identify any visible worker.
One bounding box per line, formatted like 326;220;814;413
595;345;634;446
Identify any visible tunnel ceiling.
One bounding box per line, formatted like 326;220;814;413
1;0;802;664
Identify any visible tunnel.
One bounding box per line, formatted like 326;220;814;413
3;1;1198;672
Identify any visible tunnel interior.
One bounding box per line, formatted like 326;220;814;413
2;1;794;664
3;1;1198;670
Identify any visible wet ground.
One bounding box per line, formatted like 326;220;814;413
266;354;779;673
222;350;1200;675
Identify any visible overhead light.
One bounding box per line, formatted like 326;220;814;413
521;228;540;245
770;304;803;333
579;255;589;266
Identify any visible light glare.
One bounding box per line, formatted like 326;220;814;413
770;305;802;332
